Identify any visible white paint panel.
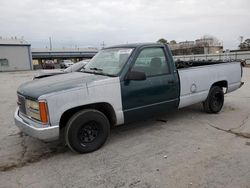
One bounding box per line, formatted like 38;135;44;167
39;77;124;126
178;62;242;108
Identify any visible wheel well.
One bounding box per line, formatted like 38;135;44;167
212;80;228;90
59;103;117;130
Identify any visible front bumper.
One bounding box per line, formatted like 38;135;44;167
14;108;59;141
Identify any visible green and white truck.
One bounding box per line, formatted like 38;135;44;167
15;43;244;153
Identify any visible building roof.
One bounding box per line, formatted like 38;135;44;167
0;38;30;46
32;48;98;53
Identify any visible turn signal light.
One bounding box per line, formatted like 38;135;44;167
39;101;48;124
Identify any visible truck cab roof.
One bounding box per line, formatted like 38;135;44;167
105;43;165;49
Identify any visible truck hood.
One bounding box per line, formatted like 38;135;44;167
33;69;65;79
17;72;111;99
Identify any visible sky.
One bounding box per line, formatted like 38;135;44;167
0;0;249;49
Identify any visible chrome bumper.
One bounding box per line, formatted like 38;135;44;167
14;108;59;141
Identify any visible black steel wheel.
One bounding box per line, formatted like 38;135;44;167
203;86;224;113
78;121;99;143
65;109;110;153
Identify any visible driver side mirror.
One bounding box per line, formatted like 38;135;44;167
126;71;146;81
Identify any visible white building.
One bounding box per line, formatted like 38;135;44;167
0;38;32;71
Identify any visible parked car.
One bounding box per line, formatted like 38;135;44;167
42;60;55;69
15;43;244;153
64;59;90;72
60;60;74;68
33;60;90;79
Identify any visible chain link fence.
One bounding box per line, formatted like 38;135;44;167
173;51;250;64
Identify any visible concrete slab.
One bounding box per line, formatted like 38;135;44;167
0;68;250;187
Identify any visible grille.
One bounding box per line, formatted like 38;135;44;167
18;95;26;114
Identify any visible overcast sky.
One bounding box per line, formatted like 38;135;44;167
0;0;249;49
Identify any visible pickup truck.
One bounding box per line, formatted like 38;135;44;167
15;43;244;153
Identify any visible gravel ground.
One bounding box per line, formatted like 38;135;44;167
0;69;250;188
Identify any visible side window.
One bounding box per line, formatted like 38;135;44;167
131;48;169;76
0;59;9;67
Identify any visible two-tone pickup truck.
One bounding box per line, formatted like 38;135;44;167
15;43;244;153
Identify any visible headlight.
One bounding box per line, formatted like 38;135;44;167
25;99;49;124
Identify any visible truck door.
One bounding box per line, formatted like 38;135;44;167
121;46;180;123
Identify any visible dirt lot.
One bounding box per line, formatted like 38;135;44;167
0;69;250;188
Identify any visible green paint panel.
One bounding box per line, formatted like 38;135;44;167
120;45;180;123
121;73;179;123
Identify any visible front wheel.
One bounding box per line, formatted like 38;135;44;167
203;86;224;113
65;109;110;153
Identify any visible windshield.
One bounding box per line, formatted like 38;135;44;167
83;48;133;76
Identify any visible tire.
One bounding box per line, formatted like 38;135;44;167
203;86;224;113
65;109;110;153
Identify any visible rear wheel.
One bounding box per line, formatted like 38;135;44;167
65;109;110;153
203;86;224;113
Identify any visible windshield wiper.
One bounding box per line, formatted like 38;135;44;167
90;67;103;71
82;67;116;77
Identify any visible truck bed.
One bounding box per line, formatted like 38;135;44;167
175;60;235;69
177;62;242;108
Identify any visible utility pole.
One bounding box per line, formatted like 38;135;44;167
238;36;244;50
239;36;244;43
49;37;52;50
101;41;106;49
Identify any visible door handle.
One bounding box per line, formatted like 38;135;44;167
168;80;175;84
